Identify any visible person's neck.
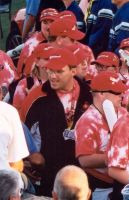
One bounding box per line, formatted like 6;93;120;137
64;0;73;8
57;79;75;93
93;100;104;115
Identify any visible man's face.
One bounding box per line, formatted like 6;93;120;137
47;65;76;91
35;58;48;80
96;64;118;73
76;59;88;79
41;19;54;39
111;0;124;7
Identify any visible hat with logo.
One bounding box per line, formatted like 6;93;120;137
49;18;85;40
58;10;76;23
40;8;59;22
45;47;77;70
91;52;120;68
90;71;127;93
68;44;90;65
120;38;129;49
24;44;55;75
33;43;55;59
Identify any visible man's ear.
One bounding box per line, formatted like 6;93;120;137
71;67;77;76
52;191;58;200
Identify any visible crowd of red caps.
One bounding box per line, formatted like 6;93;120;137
0;7;129;117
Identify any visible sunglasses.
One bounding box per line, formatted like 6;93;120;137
92;90;122;95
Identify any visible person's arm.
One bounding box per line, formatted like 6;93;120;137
22;15;36;41
108;167;129;185
8;105;29;162
79;153;106;168
22;0;41;41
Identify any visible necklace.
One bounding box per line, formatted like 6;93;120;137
92;103;104;116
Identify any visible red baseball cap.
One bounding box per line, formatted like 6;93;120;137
91;52;120;68
120;38;129;49
91;71;127;93
68;44;89;65
40;8;59;22
58;10;76;23
45;47;77;70
24;44;55;75
33;43;55;59
49;18;85;40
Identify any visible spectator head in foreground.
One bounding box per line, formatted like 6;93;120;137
0;169;21;200
91;51;120;73
52;165;91;200
90;71;127;111
48;12;85;46
40;8;59;39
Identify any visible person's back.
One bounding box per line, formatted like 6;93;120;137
52;165;91;200
108;0;129;54
86;0;117;57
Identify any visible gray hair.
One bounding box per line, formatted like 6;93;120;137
0;169;20;200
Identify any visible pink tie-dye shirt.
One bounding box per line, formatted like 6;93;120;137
107;113;129;170
75;105;127;181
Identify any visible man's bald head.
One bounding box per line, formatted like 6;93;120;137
53;165;90;200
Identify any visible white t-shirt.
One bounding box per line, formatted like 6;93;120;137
0;101;29;169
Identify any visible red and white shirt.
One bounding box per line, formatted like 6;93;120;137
75;105;109;157
17;32;45;76
75;105;127;182
107;113;129;170
13;77;40;111
57;80;80;128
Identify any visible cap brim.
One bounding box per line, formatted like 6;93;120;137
91;84;128;93
68;30;85;40
40;16;56;22
91;60;111;67
45;59;66;70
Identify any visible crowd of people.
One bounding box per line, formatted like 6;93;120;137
1;0;129;200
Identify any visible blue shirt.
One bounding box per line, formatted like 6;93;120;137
108;2;129;55
26;0;41;16
22;122;38;153
86;0;117;57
